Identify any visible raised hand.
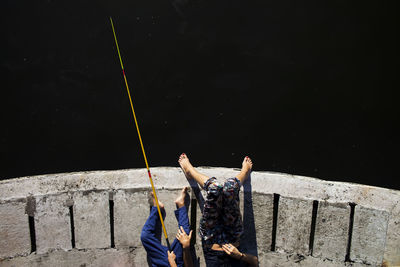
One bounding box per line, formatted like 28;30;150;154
176;226;193;249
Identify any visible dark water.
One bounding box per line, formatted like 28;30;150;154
1;0;398;190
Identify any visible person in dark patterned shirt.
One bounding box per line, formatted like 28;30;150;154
179;154;258;267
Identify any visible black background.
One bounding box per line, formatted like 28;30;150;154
1;0;398;190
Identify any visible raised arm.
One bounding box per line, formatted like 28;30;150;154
176;226;194;267
222;243;258;267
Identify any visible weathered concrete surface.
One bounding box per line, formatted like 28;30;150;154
253;193;274;260
34;193;72;254
276;196;313;255
383;198;400;267
0;200;31;259
156;189;186;248
313;201;350;261
0;248;147;267
1;167;400;266
351;206;390;265
0;249;370;267
114;190;148;248
259;251;367;267
73;190;110;249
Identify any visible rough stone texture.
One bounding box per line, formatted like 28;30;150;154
0;248;144;267
259;251;367;267
114;190;148;248
276;196;313;255
252;192;274;262
0;249;370;267
133;246;151;266
156;189;186;248
0;167;400;266
0;200;31;259
73;190;110;249
313;201;350;261
383;198;400;267
35;193;72;254
351;206;390;265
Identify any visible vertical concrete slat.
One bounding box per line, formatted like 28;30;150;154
0;200;31;258
313;201;350;261
383;200;400;267
35;194;72;254
194;201;204;266
253;193;274;261
276;197;313;255
74;191;110;249
351;206;389;265
157;189;183;248
114;190;148;248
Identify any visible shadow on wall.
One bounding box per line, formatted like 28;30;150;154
188;178;203;267
241;175;258;257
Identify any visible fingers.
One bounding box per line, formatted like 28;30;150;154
176;227;188;238
188;230;193;239
222;243;237;254
222;244;231;252
179;226;184;234
176;230;182;240
221;244;231;255
179;226;191;236
176;227;183;239
176;226;192;242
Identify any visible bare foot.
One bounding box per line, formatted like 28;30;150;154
236;156;253;184
148;191;164;209
178;153;193;176
175;187;188;208
178;153;209;188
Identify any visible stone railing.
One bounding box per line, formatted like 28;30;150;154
0;167;399;266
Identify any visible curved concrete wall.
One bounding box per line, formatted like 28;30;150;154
0;167;399;267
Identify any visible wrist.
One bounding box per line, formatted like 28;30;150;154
239;253;244;261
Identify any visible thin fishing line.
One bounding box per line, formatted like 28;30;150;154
109;17;171;251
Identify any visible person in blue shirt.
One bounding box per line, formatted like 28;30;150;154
141;187;193;267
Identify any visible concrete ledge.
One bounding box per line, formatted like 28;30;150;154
0;248;375;267
0;167;399;266
0;248;147;267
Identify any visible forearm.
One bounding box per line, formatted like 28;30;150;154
168;259;178;267
241;253;258;267
183;247;194;267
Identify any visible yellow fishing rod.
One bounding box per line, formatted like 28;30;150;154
109;17;172;251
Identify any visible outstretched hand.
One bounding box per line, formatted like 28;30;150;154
176;226;193;249
222;243;242;260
